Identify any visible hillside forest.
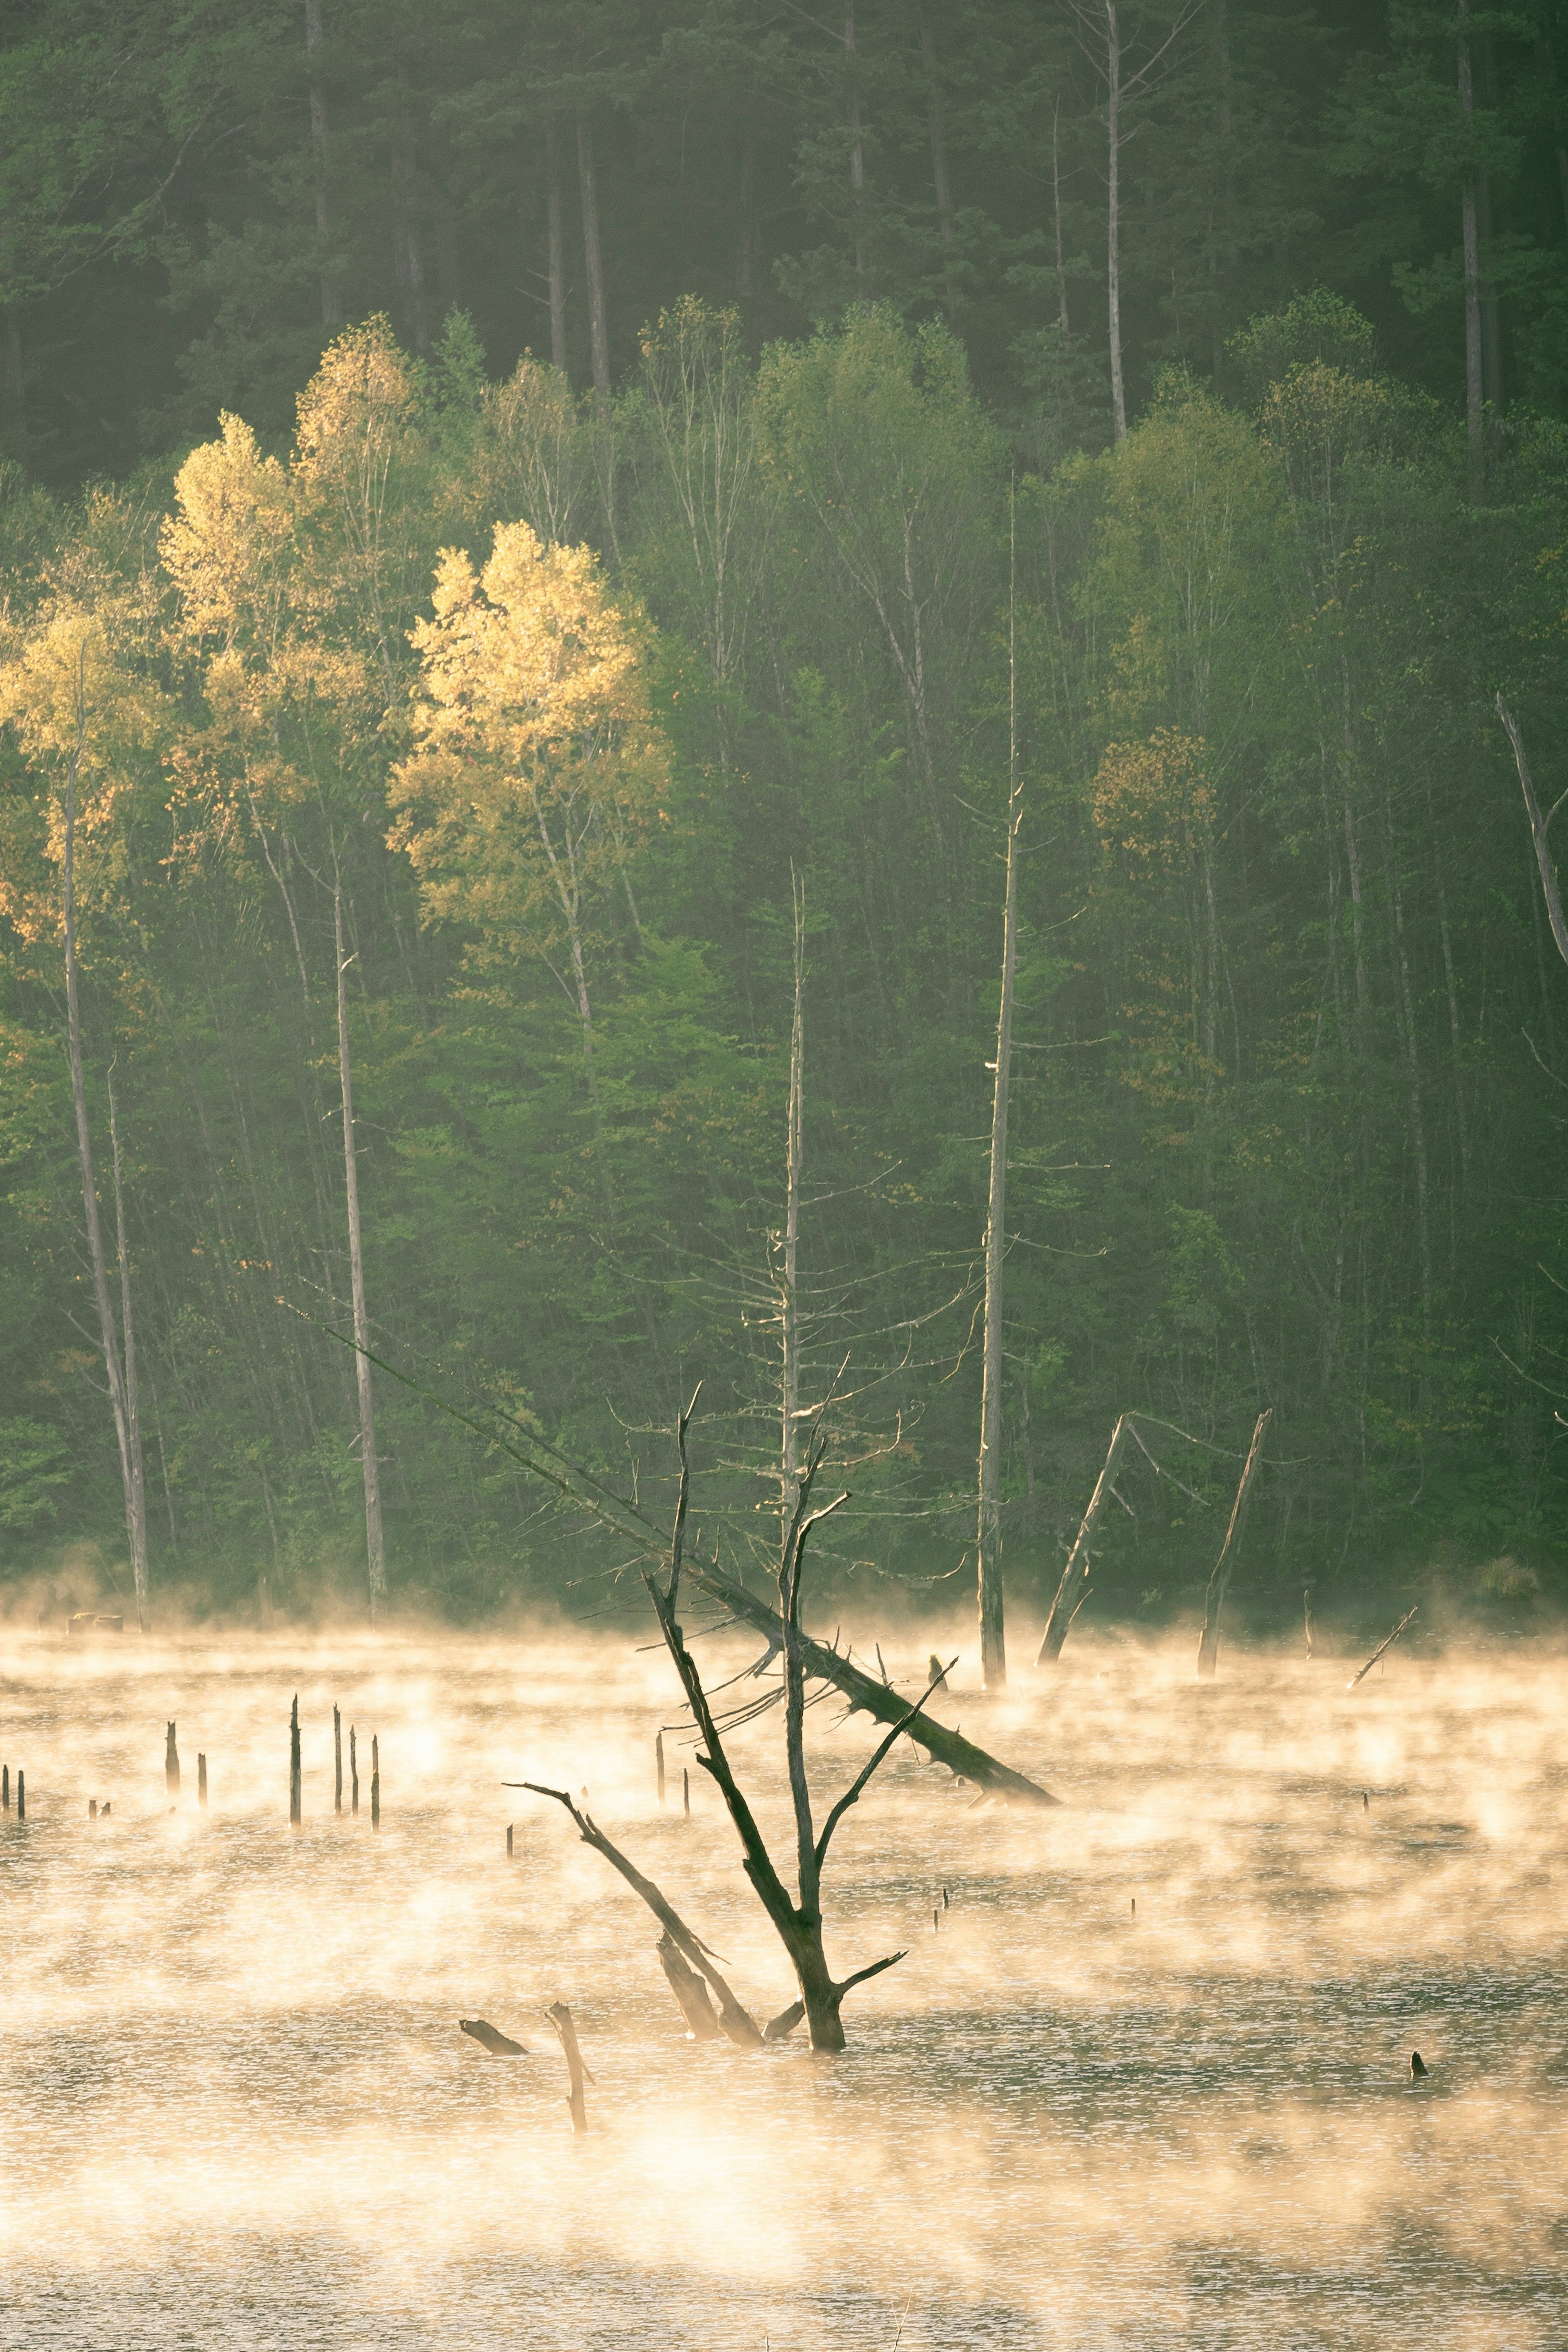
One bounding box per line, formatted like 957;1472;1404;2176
4;1;1568;1640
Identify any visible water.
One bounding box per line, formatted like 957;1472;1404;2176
1;1622;1564;2349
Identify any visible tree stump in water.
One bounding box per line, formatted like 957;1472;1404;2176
289;1695;301;1827
546;2002;592;2133
657;1931;721;2039
165;1722;180;1800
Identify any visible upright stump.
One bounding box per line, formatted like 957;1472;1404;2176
165;1722;180;1800
198;1753;208;1809
546;2001;590;2134
370;1734;380;1831
334;1704;343;1815
350;1723;359;1816
290;1694;302;1827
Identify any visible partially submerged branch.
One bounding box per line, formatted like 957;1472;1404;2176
1346;1606;1418;1691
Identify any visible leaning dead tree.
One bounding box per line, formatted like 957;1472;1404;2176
1346;1605;1418;1691
307;1315;1059;1804
1195;1410;1271;1679
523;1398;961;2053
1036;1412;1136;1663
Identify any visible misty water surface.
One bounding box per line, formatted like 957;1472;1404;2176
1;1622;1564;2350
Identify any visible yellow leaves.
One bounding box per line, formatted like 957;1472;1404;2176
1091;729;1214;873
391;520;669;960
162;414;291;651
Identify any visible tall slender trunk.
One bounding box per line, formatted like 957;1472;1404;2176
546;123;568;375
1384;820;1432;1332
3;305;27;455
737;136;757;294
1051;100;1070;335
334;885;386;1621
105;1070;149;1619
977;527;1021;1694
917;4;957;298
392;77;428;355
62;704;149;1628
1544;29;1568;238
577;115;610;411
1479;35;1502;410
781;875;805;1539
846;5;866;279
1458;5;1483;467
1106;1;1126;443
305;0;341;328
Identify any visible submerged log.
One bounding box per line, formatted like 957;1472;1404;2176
460;2017;527;2056
684;1557;1058;1806
546;2002;591;2133
1410;2049;1428;2080
764;1999;805;2042
657;1930;722;2039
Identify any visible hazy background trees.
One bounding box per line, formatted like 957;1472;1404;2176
3;2;1568;1626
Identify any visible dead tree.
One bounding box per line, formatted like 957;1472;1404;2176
528;1399;955;2054
1346;1606;1418;1691
1037;1414;1135;1662
547;2001;591;2132
1195;1410;1271;1679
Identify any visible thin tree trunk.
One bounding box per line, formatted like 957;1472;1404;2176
1051;99;1070;335
106;1071;149;1625
1497;697;1568;971
1106;0;1126;443
1385;831;1432;1328
1479;35;1502;409
978;508;1021;1694
576;115;610;411
334;884;387;1620
546;123;568;375
1195;1410;1270;1679
1459;7;1483;467
737;136;757;295
62;691;149;1630
392;76;428;356
917;3;957;298
782;875;805;1538
305;0;341;328
1037;1413;1133;1662
846;4;865;279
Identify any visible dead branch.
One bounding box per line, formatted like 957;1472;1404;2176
656;1931;722;2038
515;1781;763;2047
1037;1414;1134;1662
1346;1606;1418;1691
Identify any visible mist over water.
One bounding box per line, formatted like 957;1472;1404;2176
2;1620;1565;2350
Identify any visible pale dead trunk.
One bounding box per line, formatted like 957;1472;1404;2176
782;875;805;1538
1497;697;1568;971
576;116;610;411
62;698;149;1629
978;517;1020;1692
1195;1410;1270;1679
305;0;341;328
546;126;569;374
334;885;387;1620
1037;1413;1134;1662
106;1073;149;1625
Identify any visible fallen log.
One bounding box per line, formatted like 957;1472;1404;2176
685;1556;1059;1807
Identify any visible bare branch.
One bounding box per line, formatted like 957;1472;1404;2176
813;1656;958;1874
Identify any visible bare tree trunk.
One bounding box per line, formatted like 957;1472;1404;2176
1195;1410;1270;1679
62;701;149;1630
546;123;568;375
737;136;757;295
846;4;866;279
305;0;341;328
1459;6;1483;469
1497;697;1568;971
576;115;610;412
1036;1414;1133;1663
1106;0;1126;443
917;2;957;300
106;1072;149;1621
1051;100;1070;335
978;513;1021;1693
334;884;387;1621
782;874;805;1538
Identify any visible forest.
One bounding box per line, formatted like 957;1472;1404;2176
5;0;1568;1636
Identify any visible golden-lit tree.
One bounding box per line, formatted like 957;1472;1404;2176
391;519;669;1112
